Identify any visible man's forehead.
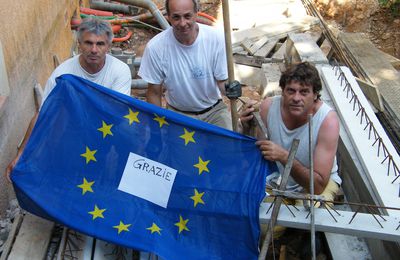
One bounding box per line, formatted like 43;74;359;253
81;32;108;42
286;80;312;89
169;0;195;14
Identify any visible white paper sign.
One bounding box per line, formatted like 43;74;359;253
118;153;177;208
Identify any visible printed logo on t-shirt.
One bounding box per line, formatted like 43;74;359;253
191;67;209;79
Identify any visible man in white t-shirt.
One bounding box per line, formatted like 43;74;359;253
138;0;232;130
5;18;132;181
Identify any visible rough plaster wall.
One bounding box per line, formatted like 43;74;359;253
0;0;81;216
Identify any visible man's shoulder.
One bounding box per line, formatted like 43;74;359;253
146;28;172;49
52;55;80;75
199;24;224;40
104;55;131;78
106;54;128;67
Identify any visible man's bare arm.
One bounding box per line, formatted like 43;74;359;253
217;79;226;95
5;112;39;182
146;83;163;107
290;111;339;194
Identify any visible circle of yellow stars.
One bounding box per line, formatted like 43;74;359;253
77;107;215;236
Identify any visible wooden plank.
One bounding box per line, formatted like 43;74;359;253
254;38;279;58
232;45;244;54
271;41;287;62
0;213;23;260
286;33;329;65
260;202;400;242
355;77;384;111
248;35;269;55
7;213;54;260
233;53;271;68
232;16;320;46
239;38;254;55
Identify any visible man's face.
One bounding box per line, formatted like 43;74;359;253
168;0;197;41
78;32;110;69
282;81;317;117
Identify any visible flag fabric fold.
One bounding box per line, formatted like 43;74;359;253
12;74;275;260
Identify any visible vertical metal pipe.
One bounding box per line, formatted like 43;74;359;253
113;0;170;30
308;114;316;260
221;0;238;132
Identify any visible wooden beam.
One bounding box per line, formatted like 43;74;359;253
0;213;23;260
286;33;329;65
254;38;279;58
7;213;54;260
248;35;269;56
355;77;384;111
233;53;272;68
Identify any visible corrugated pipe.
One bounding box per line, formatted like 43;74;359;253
81;7;113;16
112;0;170;30
113;31;133;42
90;1;138;15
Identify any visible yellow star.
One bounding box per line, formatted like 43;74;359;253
180;128;196;145
175;215;189;234
113;221;131;234
190;189;205;207
88;205;106;220
97;121;113;138
147;223;162;235
80;146;97;164
124;108;140;125
153;114;169;128
77;178;94;195
194;156;210;175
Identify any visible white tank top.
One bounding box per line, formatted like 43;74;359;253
266;96;341;192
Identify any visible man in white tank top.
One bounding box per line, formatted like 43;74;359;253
240;62;341;202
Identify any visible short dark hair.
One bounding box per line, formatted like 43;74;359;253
279;62;322;100
77;18;113;44
165;0;199;15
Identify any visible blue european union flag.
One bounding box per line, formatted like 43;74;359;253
12;74;275;260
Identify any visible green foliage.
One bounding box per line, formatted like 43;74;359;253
378;0;400;17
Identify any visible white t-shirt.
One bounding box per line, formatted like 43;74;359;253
42;54;132;105
138;24;228;111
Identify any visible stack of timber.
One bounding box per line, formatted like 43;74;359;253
231;16;320;67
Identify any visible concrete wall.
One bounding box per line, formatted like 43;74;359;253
0;0;85;216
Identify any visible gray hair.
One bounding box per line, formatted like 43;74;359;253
77;18;113;44
165;0;199;15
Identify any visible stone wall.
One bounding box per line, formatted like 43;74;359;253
0;0;87;216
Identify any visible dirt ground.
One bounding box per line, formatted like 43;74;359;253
315;0;400;58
